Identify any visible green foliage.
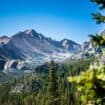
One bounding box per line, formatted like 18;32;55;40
91;0;105;9
45;61;59;105
91;0;105;24
89;34;105;47
92;13;105;24
0;58;93;105
89;0;105;55
0;84;10;104
68;65;105;104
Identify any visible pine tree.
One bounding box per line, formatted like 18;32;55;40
89;0;105;47
89;34;105;46
45;61;59;105
91;0;105;24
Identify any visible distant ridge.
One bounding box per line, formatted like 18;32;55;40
0;29;82;60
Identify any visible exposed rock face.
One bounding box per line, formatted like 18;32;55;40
82;41;96;54
17;61;31;70
4;60;18;70
60;39;81;52
0;36;10;44
10;61;18;68
0;59;6;70
0;55;7;71
0;29;100;72
0;29;82;61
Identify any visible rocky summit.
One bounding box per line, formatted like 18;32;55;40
0;29;81;60
0;29;97;72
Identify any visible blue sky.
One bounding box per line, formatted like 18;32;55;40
0;0;105;43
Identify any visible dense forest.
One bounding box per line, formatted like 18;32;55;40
0;58;94;105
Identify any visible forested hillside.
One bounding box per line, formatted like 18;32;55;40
0;58;94;105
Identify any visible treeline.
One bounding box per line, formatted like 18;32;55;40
0;58;94;105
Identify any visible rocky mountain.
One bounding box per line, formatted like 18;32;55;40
0;29;81;60
0;29;82;72
0;36;10;44
60;39;81;52
82;41;96;53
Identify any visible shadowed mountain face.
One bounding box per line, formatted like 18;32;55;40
0;29;81;60
60;39;81;52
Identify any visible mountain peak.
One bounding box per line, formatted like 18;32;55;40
24;29;37;35
0;36;9;39
61;39;72;44
0;36;10;44
62;38;70;41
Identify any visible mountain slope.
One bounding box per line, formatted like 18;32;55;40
0;29;81;60
60;39;81;52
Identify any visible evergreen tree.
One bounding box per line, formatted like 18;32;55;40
89;0;105;46
89;33;105;46
45;60;59;105
91;0;105;24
